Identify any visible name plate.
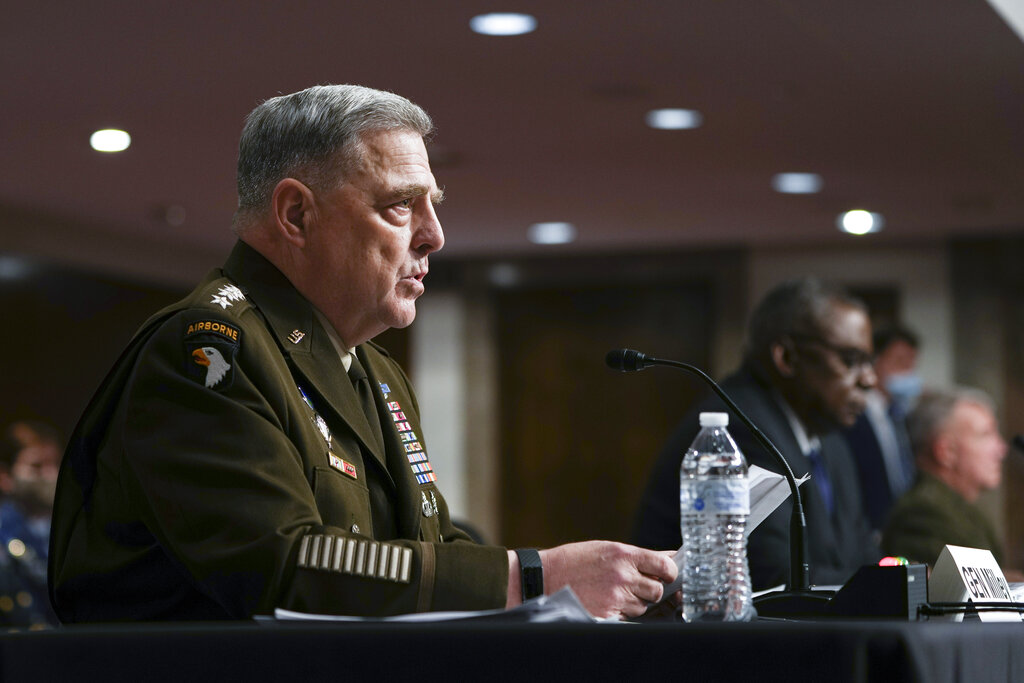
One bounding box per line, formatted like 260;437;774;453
929;544;1021;622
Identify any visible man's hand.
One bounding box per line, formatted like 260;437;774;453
531;541;677;620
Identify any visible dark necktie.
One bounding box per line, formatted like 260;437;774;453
349;353;385;452
806;447;835;517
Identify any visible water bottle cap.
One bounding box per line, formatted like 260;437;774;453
698;412;729;427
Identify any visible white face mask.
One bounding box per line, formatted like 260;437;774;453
885;372;923;416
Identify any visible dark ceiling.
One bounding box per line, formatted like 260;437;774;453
3;1;1024;285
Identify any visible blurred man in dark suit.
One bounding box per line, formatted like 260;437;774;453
634;277;881;589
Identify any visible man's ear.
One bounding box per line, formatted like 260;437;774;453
933;435;957;470
0;470;13;495
271;178;315;246
770;338;798;378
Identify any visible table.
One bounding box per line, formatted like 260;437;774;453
1;618;1022;682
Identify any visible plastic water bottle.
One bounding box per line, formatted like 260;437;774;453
679;412;755;622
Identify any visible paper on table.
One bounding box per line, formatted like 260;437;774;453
269;586;599;624
661;464;809;597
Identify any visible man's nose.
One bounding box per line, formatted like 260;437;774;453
414;202;444;255
857;362;878;389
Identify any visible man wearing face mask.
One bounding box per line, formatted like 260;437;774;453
841;325;922;537
0;420;61;626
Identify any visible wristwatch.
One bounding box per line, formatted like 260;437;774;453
515;548;544;602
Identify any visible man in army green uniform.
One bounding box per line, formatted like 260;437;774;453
882;387;1014;570
48;85;675;621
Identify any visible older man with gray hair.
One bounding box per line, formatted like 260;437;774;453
881;387;1009;567
49;84;675;622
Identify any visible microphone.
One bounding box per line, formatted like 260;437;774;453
606;348;810;594
610;349;933;619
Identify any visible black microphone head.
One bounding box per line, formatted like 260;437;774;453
606;348;647;372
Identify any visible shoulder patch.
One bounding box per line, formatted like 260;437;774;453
184;318;241;390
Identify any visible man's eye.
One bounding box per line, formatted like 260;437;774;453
395;198;414;209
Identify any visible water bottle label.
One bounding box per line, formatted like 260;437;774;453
681;479;749;515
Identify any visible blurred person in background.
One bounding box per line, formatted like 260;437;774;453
842;324;922;538
882;387;1018;578
634;277;880;590
0;420;61;626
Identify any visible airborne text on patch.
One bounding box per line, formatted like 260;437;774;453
186;320;240;342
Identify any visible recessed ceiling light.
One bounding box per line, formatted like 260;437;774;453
470;13;537;36
90;129;131;153
528;222;576;245
772;173;823;194
837;209;884;235
645;109;703;130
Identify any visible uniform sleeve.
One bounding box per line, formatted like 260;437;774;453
116;310;507;618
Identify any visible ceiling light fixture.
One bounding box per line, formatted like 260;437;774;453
470;13;537;36
528;222;576;245
645;109;703;130
837;209;884;235
90;129;131;153
772;173;823;194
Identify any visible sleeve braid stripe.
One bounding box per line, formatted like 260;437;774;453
296;534;412;584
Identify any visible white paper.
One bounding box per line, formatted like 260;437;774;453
269;586;598;624
662;465;808;597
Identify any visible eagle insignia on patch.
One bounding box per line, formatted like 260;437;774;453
191;347;232;388
210;284;245;310
184;318;241;390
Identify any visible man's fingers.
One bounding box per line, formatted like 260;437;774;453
633;548;677;583
633;575;666;605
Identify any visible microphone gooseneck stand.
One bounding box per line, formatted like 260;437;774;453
607;348;842;616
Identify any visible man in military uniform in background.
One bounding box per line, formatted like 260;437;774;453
49;84;675;622
0;420;61;627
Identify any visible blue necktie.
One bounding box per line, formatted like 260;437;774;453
806;448;834;516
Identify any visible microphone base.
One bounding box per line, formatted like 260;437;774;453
753;589;837;618
754;564;928;620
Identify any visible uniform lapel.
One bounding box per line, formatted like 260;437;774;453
223;241;390;475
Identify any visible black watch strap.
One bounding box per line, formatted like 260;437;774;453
515;548;544;602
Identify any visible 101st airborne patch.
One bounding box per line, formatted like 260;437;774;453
184;318;241;390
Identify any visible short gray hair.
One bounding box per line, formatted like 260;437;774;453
744;277;866;363
233;84;434;225
906;386;996;460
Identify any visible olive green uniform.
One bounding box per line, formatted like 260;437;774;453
881;472;1004;567
49;241;508;621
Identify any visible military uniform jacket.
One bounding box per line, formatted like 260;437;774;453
881;472;1004;567
49;241;508;622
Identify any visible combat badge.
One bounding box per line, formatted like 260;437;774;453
184;319;241;390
